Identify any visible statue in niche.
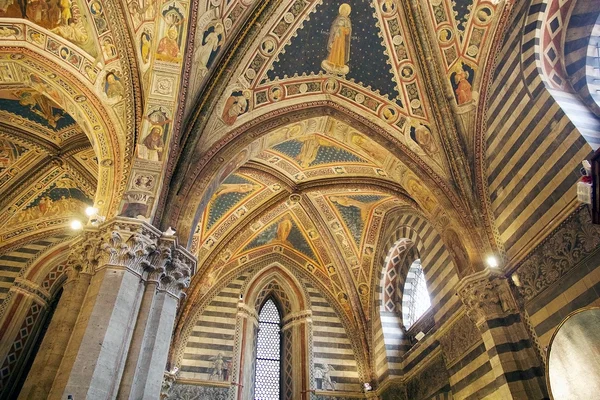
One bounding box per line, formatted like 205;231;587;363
321;3;352;75
315;363;336;390
209;353;231;381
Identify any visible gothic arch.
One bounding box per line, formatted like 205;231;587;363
0;45;133;218
171;253;371;384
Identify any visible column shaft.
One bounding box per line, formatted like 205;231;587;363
49;267;145;399
457;270;548;400
19;273;91;400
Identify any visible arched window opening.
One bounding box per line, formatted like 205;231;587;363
254;298;281;400
402;259;430;329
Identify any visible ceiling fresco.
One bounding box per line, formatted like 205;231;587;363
0;0;525;387
424;0;500;106
242;214;318;262
267;1;400;102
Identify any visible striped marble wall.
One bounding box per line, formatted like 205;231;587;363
0;233;71;305
372;210;461;382
179;275;246;381
485;0;593;262
178;271;362;393
306;282;361;393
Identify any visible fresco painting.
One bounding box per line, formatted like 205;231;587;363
329;194;383;246
205;174;260;231
0;138;27;172
0;89;75;131
0;0;99;56
270;135;368;169
243;215;317;261
11;175;91;225
268;0;401;104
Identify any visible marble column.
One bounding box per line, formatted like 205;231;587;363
234;302;259;400
19;240;95;400
457;269;548;399
281;310;312;400
19;218;197;400
118;236;194;400
48;219;162;400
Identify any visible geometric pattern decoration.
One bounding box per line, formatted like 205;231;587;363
0;300;43;392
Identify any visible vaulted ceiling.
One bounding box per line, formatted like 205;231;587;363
163;0;514;348
0;0;522;353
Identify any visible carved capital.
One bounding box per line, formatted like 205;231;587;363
66;232;102;278
95;219;161;276
145;242;173;283
157;241;196;299
456;269;517;325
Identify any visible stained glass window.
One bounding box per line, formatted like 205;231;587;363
402;259;431;329
254;298;281;400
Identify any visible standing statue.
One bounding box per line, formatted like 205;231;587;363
209;353;229;381
321;3;352;75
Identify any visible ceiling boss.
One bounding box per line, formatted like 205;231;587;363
322;3;352;75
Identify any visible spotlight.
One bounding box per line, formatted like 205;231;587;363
486;255;499;269
71;220;83;230
85;206;98;216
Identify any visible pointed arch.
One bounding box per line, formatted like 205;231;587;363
162;103;469;249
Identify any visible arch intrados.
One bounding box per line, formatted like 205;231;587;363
21;242;71;285
378;241;420;306
0;46;131;216
164;102;461;245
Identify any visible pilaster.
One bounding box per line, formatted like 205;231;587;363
457;269;548;399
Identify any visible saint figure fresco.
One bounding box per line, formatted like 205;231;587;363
138;126;165;161
157;27;181;62
452;63;473;105
321;3;352;75
221;90;250;125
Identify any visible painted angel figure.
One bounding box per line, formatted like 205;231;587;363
322;3;352;75
196;21;225;74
